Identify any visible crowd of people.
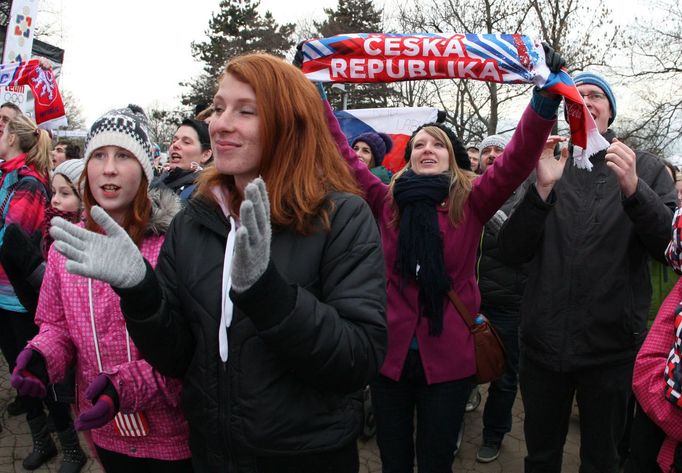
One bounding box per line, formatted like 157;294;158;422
0;41;679;473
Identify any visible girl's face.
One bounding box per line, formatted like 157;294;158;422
86;146;143;225
409;130;450;176
50;174;80;213
353;141;374;167
210;73;263;190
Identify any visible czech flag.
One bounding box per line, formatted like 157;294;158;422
334;106;440;173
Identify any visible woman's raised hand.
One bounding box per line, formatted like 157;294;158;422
49;206;146;288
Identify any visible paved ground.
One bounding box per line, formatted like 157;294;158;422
0;357;581;472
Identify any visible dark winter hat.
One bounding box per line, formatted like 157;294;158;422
180;118;211;151
84;104;154;184
478;134;509;152
573;71;617;125
351;131;394;167
404;122;471;171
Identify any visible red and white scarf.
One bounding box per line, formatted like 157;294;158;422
301;33;608;170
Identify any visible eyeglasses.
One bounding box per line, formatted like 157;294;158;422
580;92;607;102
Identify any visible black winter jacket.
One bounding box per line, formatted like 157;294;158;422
151;168;196;196
477;188;528;314
498;131;677;371
116;192;387;472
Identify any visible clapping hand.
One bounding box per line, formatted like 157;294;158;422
535;135;569;201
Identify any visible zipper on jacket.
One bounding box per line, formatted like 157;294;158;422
219;359;231;467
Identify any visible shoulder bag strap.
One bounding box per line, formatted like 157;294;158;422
447;289;476;329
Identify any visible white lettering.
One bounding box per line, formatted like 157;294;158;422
422;38;442;57
349;59;366;78
367;59;384;79
479;62;501;81
408;60;427;78
403;38;420;57
385;38;402;56
386;59;405;79
330;59;348;79
443;38;465;57
364;38;382;56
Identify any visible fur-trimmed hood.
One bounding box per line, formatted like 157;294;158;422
147;187;181;236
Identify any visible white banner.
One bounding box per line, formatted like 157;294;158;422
2;0;40;117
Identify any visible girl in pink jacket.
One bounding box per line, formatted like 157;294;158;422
11;105;192;472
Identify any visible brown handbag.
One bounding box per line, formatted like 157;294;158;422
447;289;507;384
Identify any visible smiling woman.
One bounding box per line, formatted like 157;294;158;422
323;44;567;473
46;53;387;473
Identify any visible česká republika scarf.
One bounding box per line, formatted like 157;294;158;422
393;170;451;336
301;33;608;170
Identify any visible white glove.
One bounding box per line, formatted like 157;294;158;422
231;178;271;293
49;206;146;288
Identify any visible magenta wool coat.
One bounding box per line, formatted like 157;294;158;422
327;102;555;384
29;234;191;461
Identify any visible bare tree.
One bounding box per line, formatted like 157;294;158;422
146;105;191;151
59;89;86;131
617;0;682;155
392;0;624;144
396;0;533;143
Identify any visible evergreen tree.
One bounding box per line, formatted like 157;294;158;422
182;0;295;108
315;0;397;110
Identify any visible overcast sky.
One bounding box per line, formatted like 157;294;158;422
39;0;638;128
47;0;344;126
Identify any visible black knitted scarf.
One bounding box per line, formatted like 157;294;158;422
393;170;451;336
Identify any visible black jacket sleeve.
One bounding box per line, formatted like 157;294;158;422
231;195;387;394
622;153;677;263
497;184;556;265
115;218;195;378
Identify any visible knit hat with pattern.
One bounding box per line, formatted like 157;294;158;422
83;105;154;184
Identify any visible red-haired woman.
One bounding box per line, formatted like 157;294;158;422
11;105;192;472
45;55;387;473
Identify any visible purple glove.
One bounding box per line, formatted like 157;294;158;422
75;374;118;431
10;349;46;398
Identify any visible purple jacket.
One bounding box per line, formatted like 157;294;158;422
327;102;555;384
29;229;190;460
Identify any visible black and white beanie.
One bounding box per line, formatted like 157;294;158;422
83;105;154;184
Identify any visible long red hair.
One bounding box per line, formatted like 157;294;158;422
195;53;360;234
80;170;151;246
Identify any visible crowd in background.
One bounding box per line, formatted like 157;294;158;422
0;43;679;473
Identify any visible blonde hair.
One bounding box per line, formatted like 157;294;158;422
7;115;52;177
390;126;476;226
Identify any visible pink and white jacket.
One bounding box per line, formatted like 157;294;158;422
28;190;190;460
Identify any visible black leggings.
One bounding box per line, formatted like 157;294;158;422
0;308;73;431
96;446;194;473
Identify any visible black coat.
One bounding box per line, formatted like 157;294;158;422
117;192;387;472
477;189;528;315
498;131;677;371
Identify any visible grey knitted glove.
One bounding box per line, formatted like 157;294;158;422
231;178;271;293
49;206;146;288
